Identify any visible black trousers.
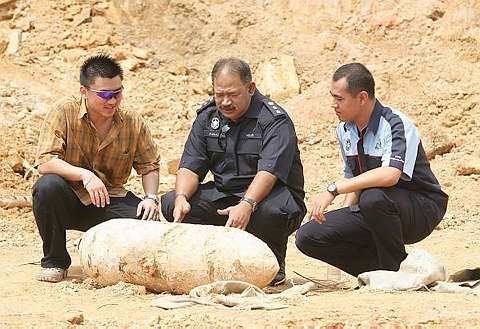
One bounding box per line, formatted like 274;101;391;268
32;174;141;269
295;187;448;276
161;182;306;266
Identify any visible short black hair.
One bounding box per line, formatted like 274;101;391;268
211;57;252;85
332;63;375;99
80;54;123;87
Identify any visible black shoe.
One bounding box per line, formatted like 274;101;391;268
269;261;286;286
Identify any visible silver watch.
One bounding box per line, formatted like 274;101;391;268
240;196;258;212
327;182;339;197
144;193;159;205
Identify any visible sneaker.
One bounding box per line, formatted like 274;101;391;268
269;260;286;286
36;267;67;283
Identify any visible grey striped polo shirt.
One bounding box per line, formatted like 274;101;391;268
336;100;447;199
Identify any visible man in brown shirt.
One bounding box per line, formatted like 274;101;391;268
32;54;160;283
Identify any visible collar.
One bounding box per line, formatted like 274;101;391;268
343;99;382;135
243;90;263;119
77;97;88;120
367;99;383;136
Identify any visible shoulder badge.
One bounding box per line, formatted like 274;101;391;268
262;99;286;118
197;97;215;114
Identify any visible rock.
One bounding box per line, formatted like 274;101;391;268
423;129;455;160
132;47;151;60
66;313;84;325
456;155;480;176
61;48;88;64
9;17;33;32
427;8;445;21
92;2;109;16
106;0;166;24
0;0;16;21
167;158;180;175
9;154;26;176
6;28;21;54
255;55;300;101
0;36;7;53
119;58;145;72
112;48;129;61
72;6;92;27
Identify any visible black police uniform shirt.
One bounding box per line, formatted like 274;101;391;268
336;99;448;206
179;90;305;209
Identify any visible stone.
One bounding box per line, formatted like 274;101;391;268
456;155;480;176
0;36;7;53
6;28;21;54
119;58;145;72
167;159;180;175
255;55;300;101
66;313;84;325
132;47;151;60
72;6;92;27
423;129;455;160
0;0;16;21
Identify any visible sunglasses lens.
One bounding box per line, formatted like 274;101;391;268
93;89;122;100
97;91;115;100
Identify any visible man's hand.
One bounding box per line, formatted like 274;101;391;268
173;195;191;223
310;191;336;223
136;198;159;221
82;171;110;207
218;201;253;230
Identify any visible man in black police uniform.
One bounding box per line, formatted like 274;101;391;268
161;57;306;285
295;63;448;277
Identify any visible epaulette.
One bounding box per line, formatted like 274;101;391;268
197;97;215;114
262;98;286;118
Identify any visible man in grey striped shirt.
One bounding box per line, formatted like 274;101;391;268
295;63;448;276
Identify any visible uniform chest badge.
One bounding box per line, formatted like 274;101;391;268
345;139;351;151
211;117;220;130
375;140;382;150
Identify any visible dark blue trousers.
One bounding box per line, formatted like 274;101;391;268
295;187;447;276
161;182;306;266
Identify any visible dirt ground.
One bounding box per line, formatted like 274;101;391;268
1;0;480;327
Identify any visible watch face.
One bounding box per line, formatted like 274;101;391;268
327;183;338;196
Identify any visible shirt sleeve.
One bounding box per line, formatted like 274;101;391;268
381;115;419;180
133;118;160;175
35;106;67;168
336;125;354;178
179;115;210;181
257;116;297;183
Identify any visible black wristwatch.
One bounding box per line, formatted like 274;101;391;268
327;182;339;197
240;196;258;212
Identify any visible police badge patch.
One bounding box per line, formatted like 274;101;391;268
345;139;351;151
211;117;220;130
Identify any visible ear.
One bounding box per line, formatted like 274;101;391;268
80;86;87;96
248;82;256;96
358;90;369;105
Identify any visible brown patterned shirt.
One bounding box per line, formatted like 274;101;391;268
35;97;160;205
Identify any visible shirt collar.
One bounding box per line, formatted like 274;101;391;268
78;97;88;120
367;99;383;136
343;98;382;135
243;90;263;118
